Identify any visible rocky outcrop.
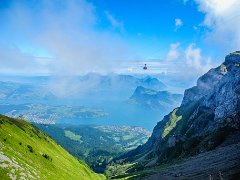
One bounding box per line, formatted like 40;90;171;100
181;51;240;131
129;86;182;111
140;76;167;90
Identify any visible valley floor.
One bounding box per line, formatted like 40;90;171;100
139;142;240;180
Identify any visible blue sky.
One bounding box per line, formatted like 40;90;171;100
92;0;203;47
0;0;240;77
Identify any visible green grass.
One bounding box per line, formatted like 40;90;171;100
220;63;227;73
231;51;240;55
162;108;182;138
122;135;134;141
105;163;136;179
0;115;105;180
36;124;150;173
64;130;82;142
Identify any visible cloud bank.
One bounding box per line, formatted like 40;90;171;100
194;0;240;52
104;11;124;32
164;42;213;76
0;46;51;75
0;0;127;76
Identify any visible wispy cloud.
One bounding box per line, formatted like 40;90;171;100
172;43;213;75
104;11;124;32
0;46;51;75
174;18;183;31
184;43;212;72
166;42;181;61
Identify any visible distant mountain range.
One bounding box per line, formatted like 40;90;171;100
0;74;167;101
129;86;183;111
0;81;54;101
81;74;166;90
78;74;167;99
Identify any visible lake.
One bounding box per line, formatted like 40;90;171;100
0;98;168;131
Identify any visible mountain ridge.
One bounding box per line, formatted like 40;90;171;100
129;86;183;111
110;51;240;179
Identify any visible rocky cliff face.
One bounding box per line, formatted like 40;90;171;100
181;52;240;134
123;52;240;166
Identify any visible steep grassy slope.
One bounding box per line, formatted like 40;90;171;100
35;124;150;173
0;115;105;180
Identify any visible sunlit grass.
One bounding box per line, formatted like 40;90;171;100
0;115;105;180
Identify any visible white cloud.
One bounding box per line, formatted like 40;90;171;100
117;43;213;77
175;18;183;31
104;11;124;32
0;0;128;76
166;42;181;61
0;46;51;75
194;0;240;51
164;42;213;76
193;26;198;30
184;43;212;72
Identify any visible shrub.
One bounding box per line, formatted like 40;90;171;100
42;154;52;161
209;127;233;150
27;145;34;153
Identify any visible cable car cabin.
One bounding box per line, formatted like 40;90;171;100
143;64;148;70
